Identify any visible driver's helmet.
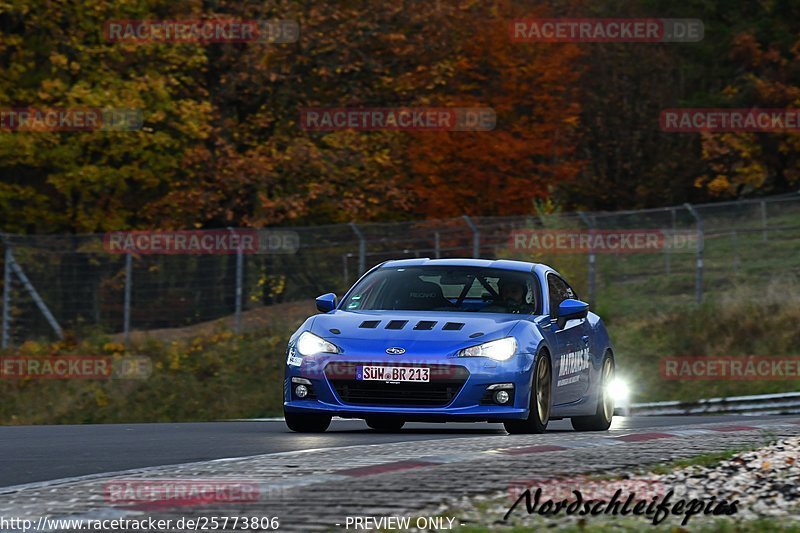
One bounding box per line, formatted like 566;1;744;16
498;276;534;305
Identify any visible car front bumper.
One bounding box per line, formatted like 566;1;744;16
283;352;535;421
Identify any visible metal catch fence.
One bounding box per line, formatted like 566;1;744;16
2;192;799;345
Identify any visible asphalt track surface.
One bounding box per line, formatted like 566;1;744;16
0;414;788;489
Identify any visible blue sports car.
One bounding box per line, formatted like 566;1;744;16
283;258;616;434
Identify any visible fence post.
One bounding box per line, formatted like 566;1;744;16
235;247;243;333
578;212;596;306
2;245;11;349
731;230;739;274
123;252;132;343
6;247;64;340
462;215;480;258
434;231;441;259
349;223;366;275
761;200;768;242
665;207;677;275
227;228;244;334
684;203;704;304
342;254;349;286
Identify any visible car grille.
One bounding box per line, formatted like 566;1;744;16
325;362;469;407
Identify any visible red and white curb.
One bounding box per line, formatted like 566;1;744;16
322;419;800;481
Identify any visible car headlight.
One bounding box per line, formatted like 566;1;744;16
459;337;517;361
606;377;630;404
295;331;339;356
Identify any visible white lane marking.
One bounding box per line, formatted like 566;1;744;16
666;429;716;437
558;439;626;448
419;453;498;464
228;417;286;422
226;416;350;422
258;474;350;490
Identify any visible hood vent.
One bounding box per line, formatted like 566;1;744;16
359;320;380;329
442;322;464;331
413;320;437;330
385;320;408;330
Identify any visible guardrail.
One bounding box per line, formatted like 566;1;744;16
617;392;800;416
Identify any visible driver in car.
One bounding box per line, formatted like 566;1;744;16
484;278;534;313
499;279;525;306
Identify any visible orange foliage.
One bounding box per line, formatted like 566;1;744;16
407;3;583;217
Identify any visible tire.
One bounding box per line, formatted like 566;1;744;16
571;353;614;432
284;409;331;433
504;352;551;434
366;417;405;432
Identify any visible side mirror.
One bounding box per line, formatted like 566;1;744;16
556;298;589;329
315;293;337;313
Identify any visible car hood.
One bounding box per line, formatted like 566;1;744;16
309;310;530;356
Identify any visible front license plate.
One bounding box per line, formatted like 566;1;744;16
357;366;430;382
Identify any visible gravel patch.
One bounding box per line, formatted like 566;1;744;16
444;436;800;530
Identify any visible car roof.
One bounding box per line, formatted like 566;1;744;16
379;258;537;272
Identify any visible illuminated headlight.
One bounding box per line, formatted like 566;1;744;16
459;337;517;361
296;331;339;357
606;378;630;404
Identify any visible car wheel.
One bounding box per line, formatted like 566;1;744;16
366;417;406;432
504;352;551;434
571;353;614;432
284;409;331;433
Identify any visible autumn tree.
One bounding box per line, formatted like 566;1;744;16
0;0;211;233
406;2;584;217
696;31;800;198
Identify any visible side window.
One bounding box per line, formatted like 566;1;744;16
547;274;572;317
563;280;578;301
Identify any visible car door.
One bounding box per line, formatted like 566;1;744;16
548;273;591;404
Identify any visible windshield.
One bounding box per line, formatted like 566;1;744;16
341;266;540;314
